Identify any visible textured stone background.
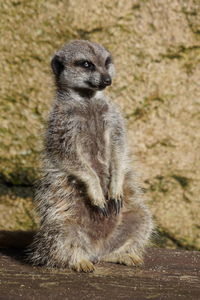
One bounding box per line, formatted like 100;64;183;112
0;0;200;249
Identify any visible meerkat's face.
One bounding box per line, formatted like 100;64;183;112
51;40;115;92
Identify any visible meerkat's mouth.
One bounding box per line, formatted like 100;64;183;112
86;81;109;91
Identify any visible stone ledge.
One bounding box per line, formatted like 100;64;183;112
0;247;199;300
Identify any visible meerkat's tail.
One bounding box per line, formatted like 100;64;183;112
0;230;35;250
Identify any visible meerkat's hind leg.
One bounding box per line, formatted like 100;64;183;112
72;259;95;273
102;251;143;266
68;245;96;273
101;203;153;267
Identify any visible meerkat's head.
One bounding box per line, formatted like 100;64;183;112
51;40;115;93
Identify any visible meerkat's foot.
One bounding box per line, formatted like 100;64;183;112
72;259;95;273
102;252;143;266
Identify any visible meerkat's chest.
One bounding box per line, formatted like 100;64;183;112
85;112;105;137
78;104;109;145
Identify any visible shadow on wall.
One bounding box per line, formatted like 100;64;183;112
0;170;35;199
0;230;35;265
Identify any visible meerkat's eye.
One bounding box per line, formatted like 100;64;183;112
105;56;112;68
74;60;95;71
82;61;90;68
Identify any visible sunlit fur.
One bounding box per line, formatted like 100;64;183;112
28;40;153;272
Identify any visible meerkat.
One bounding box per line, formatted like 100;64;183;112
27;40;153;272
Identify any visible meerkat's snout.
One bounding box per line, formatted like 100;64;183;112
100;74;112;88
87;73;112;90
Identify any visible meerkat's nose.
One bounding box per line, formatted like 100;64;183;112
102;75;112;86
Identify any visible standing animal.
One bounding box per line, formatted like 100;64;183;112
28;40;153;272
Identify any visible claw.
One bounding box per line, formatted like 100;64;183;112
111;198;121;215
119;196;123;208
117;199;121;214
95;205;109;217
101;206;109;217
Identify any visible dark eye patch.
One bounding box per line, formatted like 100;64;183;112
74;60;95;71
105;56;112;67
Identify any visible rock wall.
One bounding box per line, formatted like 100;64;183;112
0;0;200;248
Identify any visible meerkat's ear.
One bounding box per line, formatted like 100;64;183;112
51;54;65;77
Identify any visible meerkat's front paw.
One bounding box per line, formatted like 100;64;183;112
88;185;108;216
94;204;109;217
110;197;123;215
72;259;95;273
108;185;123;215
93;197;108;217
